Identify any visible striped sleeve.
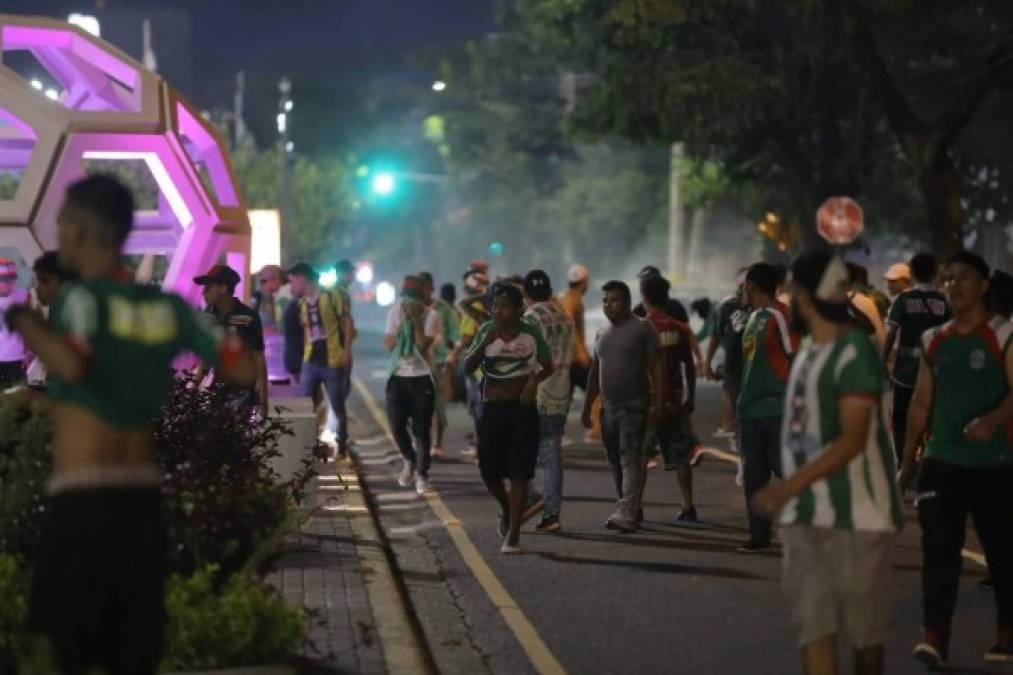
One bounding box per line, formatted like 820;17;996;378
464;320;493;361
835;334;882;401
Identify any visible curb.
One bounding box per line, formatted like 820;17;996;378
339;452;438;675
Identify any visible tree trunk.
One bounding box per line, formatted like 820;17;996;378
919;155;964;256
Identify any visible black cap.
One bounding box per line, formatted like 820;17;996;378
194;264;241;289
286;262;317;279
523;269;552;300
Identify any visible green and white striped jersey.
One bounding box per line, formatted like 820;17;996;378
779;328;903;533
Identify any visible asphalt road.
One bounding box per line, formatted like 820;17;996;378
347;343;1004;675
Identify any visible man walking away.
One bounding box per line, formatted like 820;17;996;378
7;175;254;674
296;263;353;456
283;262;313;385
754;249;902;675
194;264;268;418
0;257;28;390
523;270;573;531
737;262;797;553
641;275;698;522
448;263;491;458
582;280;664;533
898;251;1013;668
384;276;440;495
883;253;950;463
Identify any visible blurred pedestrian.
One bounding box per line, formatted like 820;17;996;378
883;262;911;299
0;257;28;389
897;251;1013;668
754;249;901;675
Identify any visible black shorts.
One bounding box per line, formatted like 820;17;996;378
28;487;166;675
478;401;539;482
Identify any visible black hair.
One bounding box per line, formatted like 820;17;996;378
791;249;851;324
490;281;523;308
691;297;712;319
439;283;456;305
523;269;553;301
418;271;434;286
773;264;789;286
32;250;77;281
947;250;989;280
602;280;632;305
640;275;670;307
909;253;938;284
502;274;524;288
287;262;317;279
846;262;869;287
336;259;354;273
745;262;779;297
637;265;662;281
63;174;135;247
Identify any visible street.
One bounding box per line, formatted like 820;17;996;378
346;345;1002;675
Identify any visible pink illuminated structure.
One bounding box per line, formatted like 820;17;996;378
0;14;250;303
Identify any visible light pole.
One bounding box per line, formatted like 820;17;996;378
277;77;292;233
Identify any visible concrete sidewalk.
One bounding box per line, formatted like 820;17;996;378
266;397;432;675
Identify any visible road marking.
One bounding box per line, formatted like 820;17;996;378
698;446;989;569
352;377;567;675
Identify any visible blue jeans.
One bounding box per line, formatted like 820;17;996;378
738;415;783;543
537;415;566;518
301;362;349;445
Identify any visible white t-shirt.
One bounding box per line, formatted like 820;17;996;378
385;301;440;377
0;288;28;362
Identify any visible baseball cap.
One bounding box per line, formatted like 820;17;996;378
286;261;317;279
523;269;552;298
883;262;910;281
193;264;241;289
0;258;17;280
567;263;589;283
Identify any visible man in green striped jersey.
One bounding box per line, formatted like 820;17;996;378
898;250;1013;668
754;249;902;675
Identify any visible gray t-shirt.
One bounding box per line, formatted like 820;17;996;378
593;316;660;407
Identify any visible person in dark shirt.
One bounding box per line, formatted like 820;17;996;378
883;253;950;462
633;265;689;323
195;264;268;417
283;262;313;383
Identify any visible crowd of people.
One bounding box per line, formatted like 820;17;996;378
2;173;1012;673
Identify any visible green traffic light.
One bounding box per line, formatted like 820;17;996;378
371;172;396;196
489;241;503;257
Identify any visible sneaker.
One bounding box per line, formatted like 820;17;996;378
676;506;698;523
500;538;523;555
461;446;477;459
689;447;704;467
913;629;948;670
397;463;415;488
535;514;561;532
605;514;638;533
985;627;1013;662
497;513;509;538
431;446;445;459
415;476;429;496
737;538;772;554
522;494;545;524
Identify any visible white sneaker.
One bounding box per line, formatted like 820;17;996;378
415;476;429;496
397;463;415;487
500;539;523;555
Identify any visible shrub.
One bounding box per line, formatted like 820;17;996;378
0;394;52;561
161;565;305;671
0;553;29;670
156;374;316;578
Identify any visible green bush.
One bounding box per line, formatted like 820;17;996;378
0;553;29;670
161;565;305;671
0;394;52;561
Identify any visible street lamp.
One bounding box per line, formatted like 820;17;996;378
432;80;447;92
278;77;292;230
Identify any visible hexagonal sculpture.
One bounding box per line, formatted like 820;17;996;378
0;13;250;303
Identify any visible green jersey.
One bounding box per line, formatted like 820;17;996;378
780;329;902;533
524;300;574;416
466;320;550;382
49;279;229;428
737;302;796;419
922;316;1013;466
885;285;950;387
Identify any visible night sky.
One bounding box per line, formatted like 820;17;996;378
2;0;497;106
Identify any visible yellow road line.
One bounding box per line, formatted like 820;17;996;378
699;446;989;569
352;377;567;675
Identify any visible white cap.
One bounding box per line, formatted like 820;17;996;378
884;262;911;281
567;263;589;283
